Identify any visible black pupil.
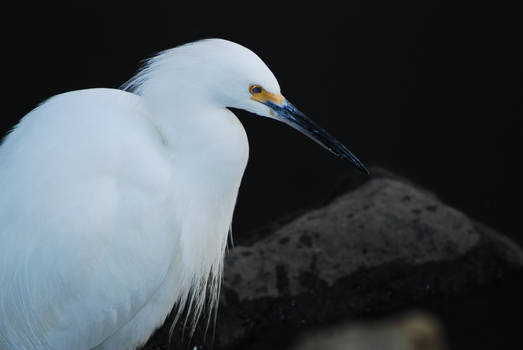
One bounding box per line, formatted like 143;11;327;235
252;86;262;93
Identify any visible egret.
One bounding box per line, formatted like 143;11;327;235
0;39;367;350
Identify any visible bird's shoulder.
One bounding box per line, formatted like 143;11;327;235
1;88;171;184
5;88;157;151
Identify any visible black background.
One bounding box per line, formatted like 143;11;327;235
3;1;522;245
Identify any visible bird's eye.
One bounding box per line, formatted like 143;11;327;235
250;85;262;94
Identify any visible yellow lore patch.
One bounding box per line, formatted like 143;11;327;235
249;84;284;105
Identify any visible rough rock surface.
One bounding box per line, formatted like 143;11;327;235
224;175;484;301
143;168;523;350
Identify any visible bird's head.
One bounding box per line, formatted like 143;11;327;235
124;39;368;174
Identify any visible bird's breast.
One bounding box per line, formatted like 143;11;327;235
163;107;249;276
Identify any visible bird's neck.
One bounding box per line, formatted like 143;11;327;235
142;91;249;212
142;95;249;296
144;95;247;156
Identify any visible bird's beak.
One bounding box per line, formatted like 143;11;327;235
265;99;369;174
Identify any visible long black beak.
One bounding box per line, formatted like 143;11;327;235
266;99;369;175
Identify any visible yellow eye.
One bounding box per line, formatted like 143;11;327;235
249;85;263;94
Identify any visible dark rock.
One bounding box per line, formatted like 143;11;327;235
143;168;523;349
214;168;523;349
222;170;522;303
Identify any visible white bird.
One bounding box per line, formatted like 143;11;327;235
0;39;367;350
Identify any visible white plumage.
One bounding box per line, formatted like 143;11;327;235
0;39;366;350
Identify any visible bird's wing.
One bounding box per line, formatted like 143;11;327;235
0;89;176;349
